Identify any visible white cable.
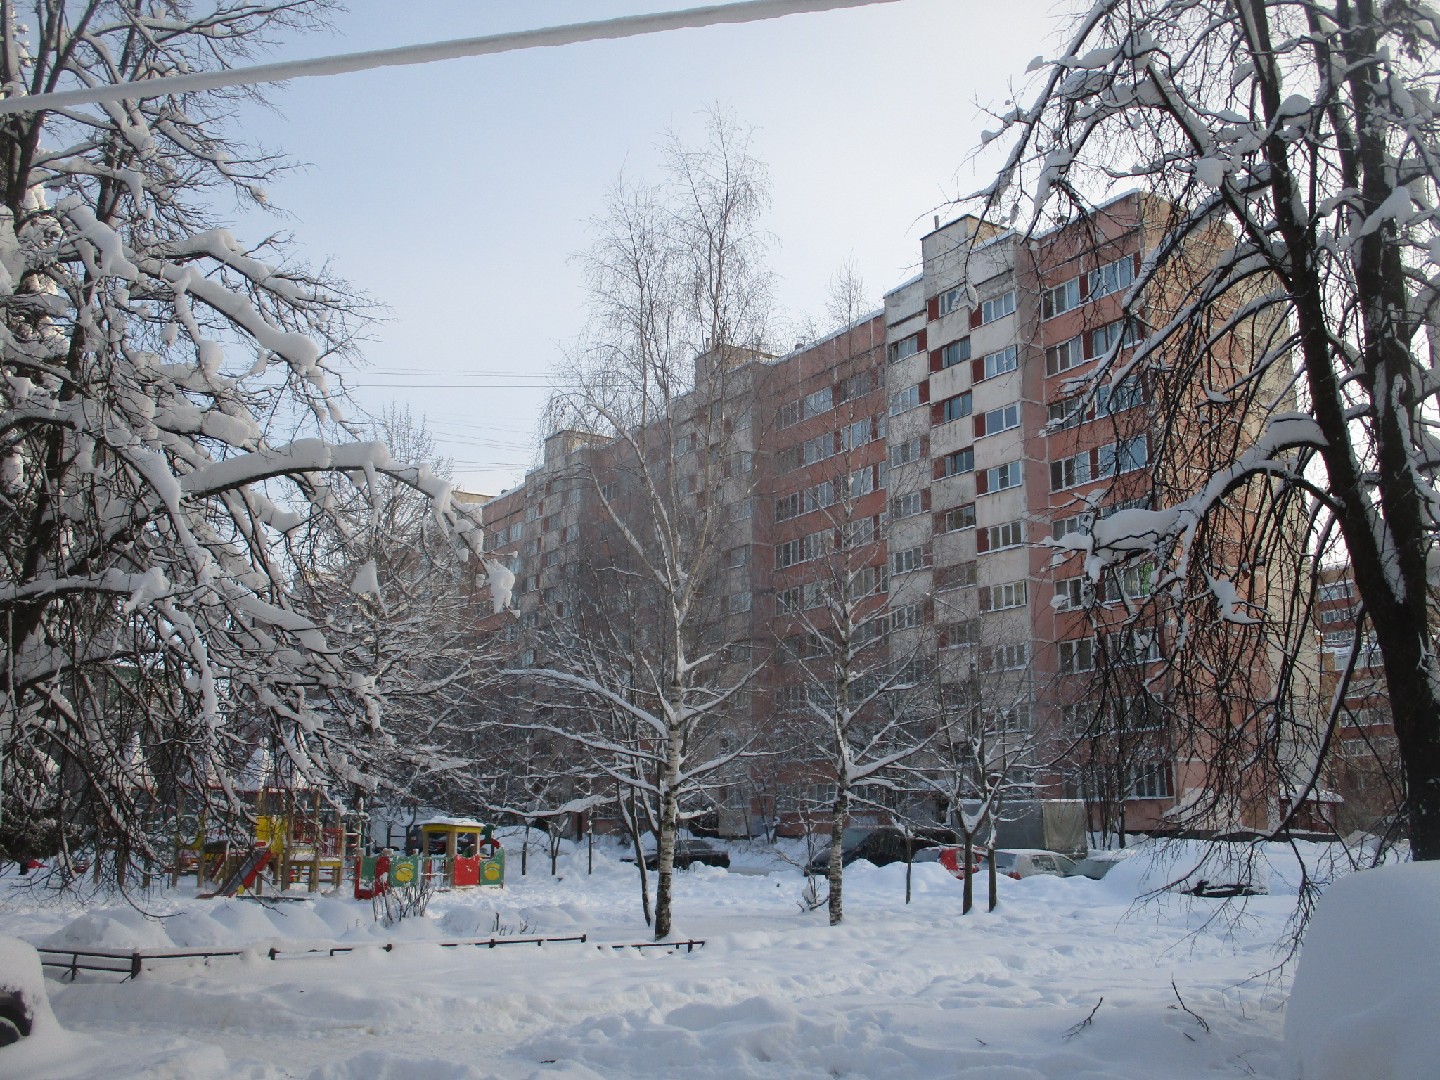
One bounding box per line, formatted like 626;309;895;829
0;0;907;117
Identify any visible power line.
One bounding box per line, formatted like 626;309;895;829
0;0;907;117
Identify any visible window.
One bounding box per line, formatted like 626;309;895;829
728;591;752;614
1048;396;1084;431
775;492;801;523
890;437;922;468
892;546;927;574
776;400;801;429
937;285;965;315
1108;628;1160;665
890;334;922;364
774;685;806;711
984;519;1025;551
981;403;1020;435
850;466;877;498
1045;336;1085;376
981;580;1028;612
1322;630;1356;651
841;419;872;451
803;388;833;419
850;565;887;598
984;461;1023;492
524;538;539;557
889;385;922;415
563;524;580;543
940;503;976;532
982;345;1019;379
1052;512;1092;542
1059;637;1095;674
566;487;582;506
509;523;524;543
727;545;750;568
1089;255;1135;299
1042;277;1080;319
941;338;971;369
1319;580;1355;603
941;448;974;477
1098;435;1148;476
1096;377;1146;416
598;482;619;503
804;481;836;513
941;619;980;648
1051;451;1093;491
1054;576;1089;611
839;371;873;402
1090;318;1140;358
803;433;836;466
1115;562;1154;600
846;516;878;548
941;392;973;423
981;291;1016;324
935;562;978;589
1320;604;1358;625
981;642;1029;671
1126;762;1173;800
891;492;924;520
891;603;924;631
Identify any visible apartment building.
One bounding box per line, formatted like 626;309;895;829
479;192;1301;841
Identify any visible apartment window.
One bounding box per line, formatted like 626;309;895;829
1322;630;1356;651
803;433;836;466
850;565;888;598
1115;562;1155;601
563;524;580;544
984;461;1023;492
1098;435;1149;477
982;345;1019;379
935;562;978;590
775;538;803;570
941;448;975;477
889;384;922;415
1052;512;1092;542
1051;451;1093;491
802;387;833;419
890;333;922;364
1090;318;1141;358
565;487;582;506
774;493;801;523
892;603;924;631
980;580;1028;612
727;545;750;568
1089;255;1135;299
777;400;801;429
937;285;965;315
941;392;973;424
891;492;925;520
1320;604;1357;625
981;291;1016;324
1054;576;1089;611
984;519;1025;551
1042;277;1080;320
890;437;922;468
525;504;541;522
850;466;877;498
892;546;927;574
728;591;752;614
981;403;1020;436
941;619;980;648
1319;580;1355;603
1096;377;1146;417
598;483;619;504
1048;396;1084;431
941;338;972;369
524;539;539;557
1126;762;1173;800
1109;628;1160;665
1059;637;1095;674
840;371;874;401
846;516;878;548
940;503;976;532
805;481;836;513
508;523;524;543
776;585;807;615
981;642;1029;671
522;575;537;594
841;419;872;451
1045;336;1085;376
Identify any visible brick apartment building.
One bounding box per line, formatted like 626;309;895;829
476;191;1325;841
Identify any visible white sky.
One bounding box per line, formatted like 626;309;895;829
235;0;1070;494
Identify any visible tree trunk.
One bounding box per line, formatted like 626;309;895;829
827;785;849;925
653;727;682;940
962;834;974;915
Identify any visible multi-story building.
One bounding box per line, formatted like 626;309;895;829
478;192;1317;842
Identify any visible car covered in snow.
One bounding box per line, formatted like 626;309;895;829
805;827;954;874
622;837;731;871
991;849;1078;880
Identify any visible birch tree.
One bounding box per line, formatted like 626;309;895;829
510;113;772;938
974;0;1440;861
0;3;483;882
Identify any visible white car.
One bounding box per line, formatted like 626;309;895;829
992;849;1077;880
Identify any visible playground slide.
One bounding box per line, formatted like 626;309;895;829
215;846;273;897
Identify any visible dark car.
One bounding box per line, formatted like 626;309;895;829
623;838;731;871
806;827;951;874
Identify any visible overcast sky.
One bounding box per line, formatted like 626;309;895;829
236;0;1070;494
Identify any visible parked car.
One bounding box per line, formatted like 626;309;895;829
1071;850;1129;880
991;849;1077;880
911;844;988;879
806;827;952;874
622;838;730;871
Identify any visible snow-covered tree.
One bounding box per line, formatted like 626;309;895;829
0;3;483;881
509;113;772;938
973;0;1440;860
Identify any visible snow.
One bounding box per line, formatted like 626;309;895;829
0;840;1341;1079
1282;861;1440;1080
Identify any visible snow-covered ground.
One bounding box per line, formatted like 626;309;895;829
0;840;1323;1079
